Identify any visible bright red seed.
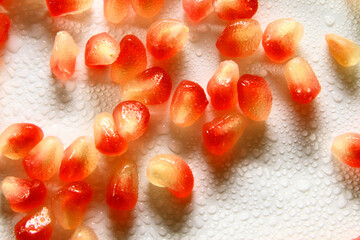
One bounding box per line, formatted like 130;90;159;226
50;31;79;81
1;177;46;212
23;136;63;181
107;159;138;211
0;13;10;47
59;137;98;182
207;60;239;111
170;80;208;127
14;206;55;240
131;0;164;18
93;112;128;156
111;34;147;85
121;66;172;105
46;0;93;17
203;113;247;155
213;0;258;21
262;18;304;63
216;19;262;58
104;0;130;24
0;123;44;160
284;57;321;104
182;0;213;22
147;154;194;198
146;19;189;60
331;133;360;168
237;74;273;121
85;32;120;67
70;225;98;240
51;181;93;229
325;33;360;67
113;101;150;142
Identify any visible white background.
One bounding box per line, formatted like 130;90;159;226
0;0;360;239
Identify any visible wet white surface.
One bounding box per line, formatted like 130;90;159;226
0;0;360;239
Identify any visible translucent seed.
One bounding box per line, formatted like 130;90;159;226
325;33;360;67
146;19;189;60
51;181;93;229
284;57;321;104
14;206;55;240
121;66;172;105
59;137;98;182
237;74;273;121
1;177;47;212
104;0;130;23
216;19;262;58
147;154;194;198
85;32;120;67
131;0;164;18
70;225;98;240
203;113;247;155
111;34;147;85
182;0;213;22
107;159;138;210
331;133;360;168
23;136;63;181
50;31;79;81
93;112;128;156
213;0;258;21
0;13;10;47
207;60;239;111
112;101;150;141
0;123;44;160
262;18;304;63
170;80;208;127
46;0;94;17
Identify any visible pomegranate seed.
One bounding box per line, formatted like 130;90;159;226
51;181;93;229
213;0;258;21
147;154;194;198
1;177;46;212
262;18;304;63
170;80;209;127
284;57;321;104
111;34;147;85
237;74;273;121
146;19;189;60
207;60;239;111
0;123;44;160
14;206;55;240
331;133;360;168
46;0;93;17
107;159;138;211
0;13;10;47
131;0;164;18
93;112;128;156
203;113;247;155
182;0;213;22
70;225;98;240
325;33;360;67
121;66;172;105
216;19;262;58
104;0;130;24
50;31;79;81
59;137;98;182
23;136;63;181
85;32;120;67
113;101;150;141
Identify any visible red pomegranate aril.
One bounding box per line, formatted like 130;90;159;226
213;0;258;21
331;133;360;168
107;159;138;211
46;0;93;17
104;0;130;24
325;33;360;67
170;80;208;127
113;101;150;141
182;0;213;22
237;74;273;121
0;13;10;47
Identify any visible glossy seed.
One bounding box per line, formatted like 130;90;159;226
213;0;258;21
325;33;360;67
70;225;98;240
182;0;213;22
331;133;360;168
131;0;164;18
46;0;93;17
147;154;194;198
104;0;130;23
0;13;10;47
